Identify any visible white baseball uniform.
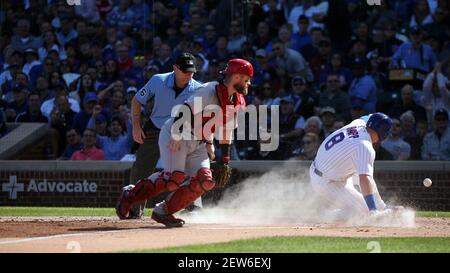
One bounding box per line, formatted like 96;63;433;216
310;118;386;220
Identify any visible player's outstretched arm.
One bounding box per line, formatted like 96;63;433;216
359;174;377;211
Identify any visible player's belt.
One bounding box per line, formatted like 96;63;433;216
312;161;323;177
314;167;323;177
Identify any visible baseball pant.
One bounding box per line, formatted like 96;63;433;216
309;164;385;221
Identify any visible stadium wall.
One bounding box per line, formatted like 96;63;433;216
0;161;449;210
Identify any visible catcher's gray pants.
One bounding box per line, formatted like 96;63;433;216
158;124;210;177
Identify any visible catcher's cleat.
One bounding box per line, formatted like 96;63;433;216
115;185;134;220
151;211;185;228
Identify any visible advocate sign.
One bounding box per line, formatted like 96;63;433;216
2;175;98;200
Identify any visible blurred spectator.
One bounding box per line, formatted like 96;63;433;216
348;57;377;114
309;39;332;81
15;92;48;123
116;44;133;72
272;39;314;84
94;112;110;137
149;43;174;73
227;20;247;54
318;52;352;89
296;132;320;160
390;84;427;121
263;0;286;36
390;26;436;73
5;84;28;122
350;97;367;120
424;6;449;41
373;142;395;160
259;81;280;107
251;49;279;90
276;96;304;159
22;48;41;79
421;108;450;160
41;84;80;120
56;15;78;47
70;128;105;160
59;128;83;160
35;75;52;102
38;31;63;63
303;115;325;142
74;0;101;23
292;15;313;52
410;0;434;28
208;36;230;62
319;106;336;138
11;19;42;52
70;74;96;104
123;55;146;86
97;0;114;21
400;110;423;160
318;73;352;122
87;111;132;160
72;92;99;135
300;27;324;62
423;63;450;117
200;24;217;56
289;76;316;118
381;118;411;160
50;95;77;157
106;0;135;33
251;21;272;50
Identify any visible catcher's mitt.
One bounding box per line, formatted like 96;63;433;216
213;163;232;188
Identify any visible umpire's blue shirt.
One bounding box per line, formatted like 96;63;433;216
135;72;203;129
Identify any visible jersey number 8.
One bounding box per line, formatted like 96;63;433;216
325;132;345;151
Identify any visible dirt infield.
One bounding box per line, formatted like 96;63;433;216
0;216;449;253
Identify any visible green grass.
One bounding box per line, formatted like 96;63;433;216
134;236;450;253
0;206;117;217
0;207;449;218
416;211;450;218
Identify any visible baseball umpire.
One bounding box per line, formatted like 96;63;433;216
116;58;253;227
128;52;203;218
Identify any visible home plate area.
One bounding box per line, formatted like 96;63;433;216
0;216;449;253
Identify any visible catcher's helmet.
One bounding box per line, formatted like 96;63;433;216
366;112;392;141
221;59;254;77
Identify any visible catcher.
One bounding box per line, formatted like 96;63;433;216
116;58;253;227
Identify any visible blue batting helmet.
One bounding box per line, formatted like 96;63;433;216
366;112;392;141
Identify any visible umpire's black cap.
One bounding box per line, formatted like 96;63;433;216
175;52;197;73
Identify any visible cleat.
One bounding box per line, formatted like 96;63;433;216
151;211;185;228
115;185;134;220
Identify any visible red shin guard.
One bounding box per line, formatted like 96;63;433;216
166;168;215;214
128;171;186;205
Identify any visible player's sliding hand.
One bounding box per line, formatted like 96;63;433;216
168;138;182;153
133;126;146;144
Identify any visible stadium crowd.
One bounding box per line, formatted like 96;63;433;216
0;0;449;161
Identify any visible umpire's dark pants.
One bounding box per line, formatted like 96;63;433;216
128;127;160;218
